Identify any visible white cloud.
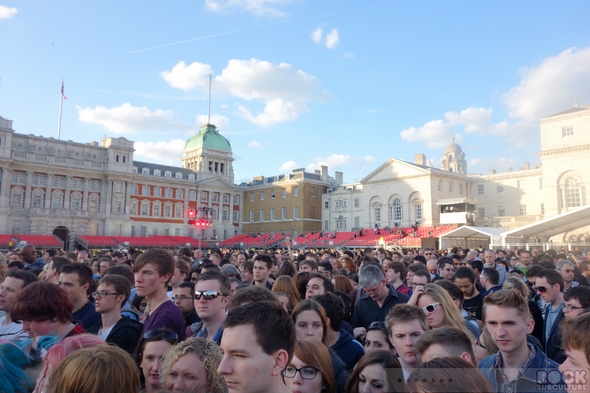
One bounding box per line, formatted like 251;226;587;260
204;0;293;17
160;61;213;91
248;140;262;148
503;47;590;123
280;160;297;171
195;114;231;130
163;58;324;127
364;155;377;163
77;103;183;133
325;29;339;49
343;52;355;59
486;120;537;147
445;107;492;133
306;154;362;172
0;5;17;20
468;156;520;174
134;139;186;163
311;27;323;44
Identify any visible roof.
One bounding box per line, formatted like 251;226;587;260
185;124;232;153
439;226;507;241
445;142;463;154
545;106;590;118
436;197;476;205
133;160;195;179
502;205;590;239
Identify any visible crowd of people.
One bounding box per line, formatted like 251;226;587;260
0;242;589;392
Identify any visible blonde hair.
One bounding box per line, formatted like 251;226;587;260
420;283;475;341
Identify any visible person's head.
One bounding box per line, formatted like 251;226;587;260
414;327;476;366
169;258;191;289
385;304;429;366
417;284;471;339
359;264;388;303
241;260;254;284
411;270;431;291
563;286;590;320
559;312;590;390
210;252;222;266
451;254;466;270
407;356;493;393
98;257;114;275
285;339;336;393
227;285;282;311
271;275;301;313
536;269;565;304
332;275;354;294
94;274;130;314
437;257;455;280
344;350;405;393
480;267;499;289
59;263;94;304
365;321;394;352
434;279;464;308
484;250;495;266
291;299;328;344
502;276;531;299
524;264;545;284
253;254;272;284
306;273;335;299
173;281;196;314
11;281;73;340
300;260;318;273
384;261;406;285
132;248;174;297
194;271;230;321
453;266;477;298
483;289;533;355
0;269;38;313
161;337;226;393
135;329;179;388
557;260;576;285
318;261;333;279
314;293;345;334
218;301;296;393
20;244;37;263
520;250;533;266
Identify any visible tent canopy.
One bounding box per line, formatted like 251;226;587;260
502;205;590;239
436;197;476;205
439;226;507;249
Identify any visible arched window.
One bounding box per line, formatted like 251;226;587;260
71;192;82;210
31;188;44;208
51;190;63;209
10;187;24;208
88;193;100;213
565;177;582;208
393;198;402;221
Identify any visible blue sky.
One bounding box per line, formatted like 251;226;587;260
1;1;590;184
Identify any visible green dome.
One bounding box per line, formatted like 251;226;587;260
185;124;232;153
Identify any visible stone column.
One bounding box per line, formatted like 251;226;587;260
124;181;133;215
64;175;72;209
24;171;33;208
82;177;90;211
102;177;111;215
0;168;12;213
45;173;53;208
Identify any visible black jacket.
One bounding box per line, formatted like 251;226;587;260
542;307;566;364
88;316;142;354
351;285;410;329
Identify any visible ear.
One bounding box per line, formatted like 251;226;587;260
326;317;331;330
453;299;461;307
460;352;473;364
82;282;90;292
526;318;534;335
271;349;289;376
160;273;171;285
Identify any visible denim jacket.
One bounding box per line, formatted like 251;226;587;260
479;344;566;393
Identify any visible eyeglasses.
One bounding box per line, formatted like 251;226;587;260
454;263;466;267
536;285;553;293
194;290;226;300
564;304;584;311
422;302;440;313
143;329;179;341
283;365;319;380
172;295;193;301
510;258;519;261
561;269;575;274
92;291;121;299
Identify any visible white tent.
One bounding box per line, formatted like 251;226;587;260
440;226;507;250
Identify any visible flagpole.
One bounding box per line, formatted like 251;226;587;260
57;79;64;140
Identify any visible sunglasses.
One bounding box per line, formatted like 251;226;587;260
536;285;553;293
143;329;178;341
194;290;226;300
422;302;440;313
190;277;198;281
368;321;388;333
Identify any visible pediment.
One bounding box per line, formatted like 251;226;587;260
362;158;431;184
197;175;239;190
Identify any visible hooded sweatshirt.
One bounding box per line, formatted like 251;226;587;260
330;328;365;371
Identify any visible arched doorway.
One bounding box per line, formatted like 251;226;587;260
53;226;70;251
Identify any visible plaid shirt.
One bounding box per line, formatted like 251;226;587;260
495;343;536;393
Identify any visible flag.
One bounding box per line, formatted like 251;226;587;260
428;159;433;166
61;80;67;100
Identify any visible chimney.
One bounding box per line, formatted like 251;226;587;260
321;165;328;183
575;98;579;107
488;169;496;175
524;161;530;170
507;166;513;172
335;171;343;185
415;154;426;166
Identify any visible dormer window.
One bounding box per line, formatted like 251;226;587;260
142;168;149;175
175;172;182;179
154;169;161;176
165;171;172;178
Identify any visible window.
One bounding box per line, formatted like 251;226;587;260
478;208;485;218
71;193;82;210
132;185;138;194
153;227;158;235
201;192;208;201
31;189;44;208
142;185;149;196
497;184;504;193
520;204;527;216
10;188;24;208
282;207;286;220
374;207;381;222
165;188;172;198
250;193;254;202
189;190;197;200
175;205;183;218
260;192;264;201
52;176;66;188
188;174;195;181
459;184;464;195
164;205;172;217
32;174;47;186
223;210;229;221
12;172;26;184
177;189;184;199
88;194;99;213
541;203;545;214
438;180;442;192
213;193;219;202
91;180;101;191
293;206;299;219
539;178;543;190
153;204;161;217
233;211;239;222
131;226;135;236
355;198;360;208
517;180;526;192
562;126;573;137
260;209;264;221
165;171;172;178
175;228;180;236
293;187;299;197
293;229;298;237
270;208;275;221
271;190;275;199
414;204;422;220
477;184;484;195
51;191;63;209
142;168;149;175
565;177;582;208
354;217;360;229
175;172;182;179
223;194;229;203
140;226;147;237
393;198;402;221
154;169;161;176
113;198;123;214
282;189;287;198
449;183;453;193
233;195;240;204
498;207;506;217
325;220;329;230
324;201;329;209
141;202;149;216
154;187;161;197
249;210;254;222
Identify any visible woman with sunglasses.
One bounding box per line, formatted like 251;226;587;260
285;340;335;393
344;350;405;393
414;283;476;341
364;322;394;353
134;328;179;393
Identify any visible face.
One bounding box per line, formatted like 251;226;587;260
253;261;270;283
418;294;445;328
406;270;415;284
295;310;324;343
520;253;533;266
20;247;36;263
165;352;209;392
0;277;25;312
388;319;424;365
318;266;331;279
385;269;399;285
364;329;390;353
329;258;338;271
90;261;100;275
438;263;454;280
237;254;246;265
59;272;88;304
94;283;123;313
358;363;388;393
284;355;324;393
194;280;228;320
43;252;52;262
135;263;170;298
173;287;195;314
564;298;585;320
423;250;434;260
377;251;385;260
559;348;590;392
535;277;559;304
485;305;533;354
99;262;111;274
21;319;59;341
454;277;475;297
242;270;254;284
453;259;466;270
218;324;283;393
363;280;386;303
391;254;400;262
300;264;313;273
306;277;326;299
141;340;173;387
411;275;428;291
484;252;495;266
560;265;575;284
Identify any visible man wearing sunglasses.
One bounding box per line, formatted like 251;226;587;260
536;270;566;363
187;271;230;344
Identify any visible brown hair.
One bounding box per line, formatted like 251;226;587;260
132;248;174;283
413;327;476;366
333;275;353;294
292;340;335;393
271;275;301;312
175;258;191;278
407;356;493;393
291;299;328;344
97;275;131;305
385;303;429;334
561;312;590;366
345;350;405;393
228;285;281;311
341;257;356;273
483;289;530;321
11;281;73;323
